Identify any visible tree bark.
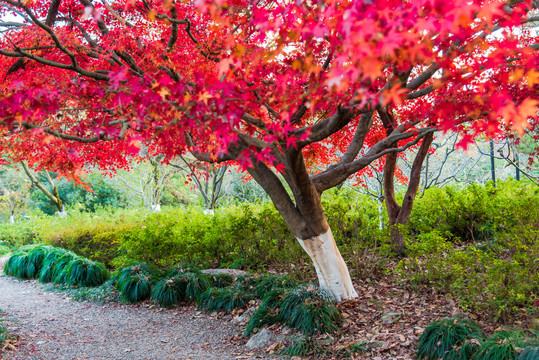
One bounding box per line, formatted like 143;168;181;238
297;228;358;301
383;132;434;255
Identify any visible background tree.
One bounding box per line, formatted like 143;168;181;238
0;0;538;300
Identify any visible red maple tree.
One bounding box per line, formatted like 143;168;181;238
1;0;538;300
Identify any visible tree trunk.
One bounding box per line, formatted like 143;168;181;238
297;228;358;301
383;132;434;255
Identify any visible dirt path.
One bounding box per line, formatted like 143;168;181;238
0;275;272;360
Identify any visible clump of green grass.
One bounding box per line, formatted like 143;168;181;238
417;317;483;360
119;273;153;303
280;337;324;357
174;272;212;301
198;286;254;312
64;257;109;287
207;273;234;288
52;252;79;284
151;277;184;307
253;274;296;299
519;346;539;360
113;263;156;303
4;245;52;279
245;287;287;336
475;330;524;360
39;248;76;283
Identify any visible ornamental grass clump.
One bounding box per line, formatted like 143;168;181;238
416;317;483;360
64;257;109;287
245;287;288;336
114;263;156;303
475;330;524;360
207;273;234;288
254;274;296;299
39;248;77;283
198;286;254;312
277;285;342;336
519;346;539;360
175;272;212;301
4;245;52;279
119;273;153;303
151;277;183;307
52;252;79;284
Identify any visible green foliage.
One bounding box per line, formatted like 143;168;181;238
198;286;254;312
39;248;77;283
280;337;323;357
43;280;121;303
30;173;127;215
417;317;482;360
3;244;52;279
0;311;8;346
119;273;153;303
277;285;342;336
245;288;287;336
151;277;183;307
519;346;539;360
63;257;109;287
113;263;156;303
253;274;297;299
207;273;234;288
475;330;523;360
0;242;10;256
176;272;212;301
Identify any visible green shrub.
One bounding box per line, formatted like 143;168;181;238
277;285;342;336
64;257;109;287
207;273;234;288
198;286;254;312
253;274;297;299
0;242;10;256
475;330;523;360
39;248;77;283
3;245;52;279
245;287;287;336
519;346;539;360
417;317;482;360
151;277;183;307
119;273;153;303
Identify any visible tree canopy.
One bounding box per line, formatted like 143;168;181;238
0;0;538;300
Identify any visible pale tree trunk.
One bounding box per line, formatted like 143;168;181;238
297;228;358;301
9;214;15;223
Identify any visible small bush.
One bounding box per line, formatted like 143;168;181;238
119;273;153;303
417;317;482;360
4;245;52;279
207;273;234;288
198;286;254;312
253;274;296;299
176;272;212;301
245;287;288;336
519;346;539;360
277;285;342;336
151;277;183;307
475;330;523;360
64;257;109;287
39;248;77;283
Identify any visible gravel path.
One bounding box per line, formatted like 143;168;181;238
0;275;273;360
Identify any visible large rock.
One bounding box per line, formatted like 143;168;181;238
201;269;248;277
232;307;256;324
246;329;285;349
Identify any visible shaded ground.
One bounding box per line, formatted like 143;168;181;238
0;275;273;360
